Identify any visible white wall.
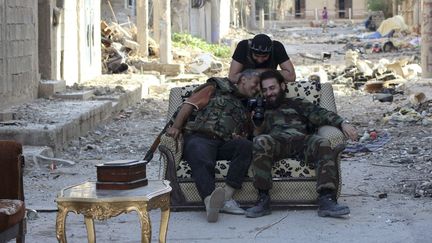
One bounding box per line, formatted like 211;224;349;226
62;0;101;86
219;0;231;40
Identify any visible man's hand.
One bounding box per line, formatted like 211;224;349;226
341;121;358;141
166;127;181;140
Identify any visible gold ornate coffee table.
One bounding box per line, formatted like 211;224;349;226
56;180;171;243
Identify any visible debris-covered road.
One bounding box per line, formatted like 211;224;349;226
24;23;432;242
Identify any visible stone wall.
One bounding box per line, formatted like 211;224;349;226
0;0;39;109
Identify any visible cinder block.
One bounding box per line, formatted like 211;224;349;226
0;111;15;121
54;90;94;100
38;80;66;98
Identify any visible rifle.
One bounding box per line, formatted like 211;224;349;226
142;119;174;163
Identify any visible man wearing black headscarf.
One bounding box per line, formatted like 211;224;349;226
228;34;296;83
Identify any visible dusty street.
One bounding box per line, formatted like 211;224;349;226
22;24;432;242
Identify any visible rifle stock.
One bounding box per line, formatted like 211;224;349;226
143;119;173;163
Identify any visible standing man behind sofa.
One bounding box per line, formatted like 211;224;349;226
228;34;296;84
166;70;260;222
245;70;358;218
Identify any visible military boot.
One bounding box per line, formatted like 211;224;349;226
317;192;350;218
245;190;271;218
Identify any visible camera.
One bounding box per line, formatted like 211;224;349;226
247;96;266;126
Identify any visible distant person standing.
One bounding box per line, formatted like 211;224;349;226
322;7;328;33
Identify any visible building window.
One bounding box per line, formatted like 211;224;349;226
126;0;134;8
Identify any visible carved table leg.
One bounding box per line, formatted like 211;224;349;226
137;208;151;243
56;205;68;243
84;216;96;243
159;206;170;243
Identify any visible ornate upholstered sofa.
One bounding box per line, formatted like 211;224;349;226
0;140;26;242
158;80;346;209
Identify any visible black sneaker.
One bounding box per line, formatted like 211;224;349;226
318;193;350;218
245;192;271;218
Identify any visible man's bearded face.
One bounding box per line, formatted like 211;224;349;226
261;78;285;108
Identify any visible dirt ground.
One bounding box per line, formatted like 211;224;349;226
22;24;432;242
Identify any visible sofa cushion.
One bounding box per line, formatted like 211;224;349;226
175;81;321;106
286;80;321;105
0;199;25;232
176;159;316;179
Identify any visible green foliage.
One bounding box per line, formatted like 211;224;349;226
172;33;231;58
367;0;400;18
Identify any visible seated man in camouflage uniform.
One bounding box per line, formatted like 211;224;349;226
245;70;358;218
166;70;260;222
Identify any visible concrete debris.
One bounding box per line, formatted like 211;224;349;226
189;53;223;74
409;92;426;105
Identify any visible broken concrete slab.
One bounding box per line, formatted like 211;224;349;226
23;145;54;170
0;100;112;152
131;61;184;76
166;73;208;83
0;111;15;121
54;90;95;100
94;84;143;113
38;80;66;98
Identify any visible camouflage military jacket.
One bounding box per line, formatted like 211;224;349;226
184;77;251;141
259;97;344;144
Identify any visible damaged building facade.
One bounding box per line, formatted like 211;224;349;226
1;1;102;110
0;0;39;109
103;0;231;44
285;0;367;19
38;0;101;86
103;0;367;45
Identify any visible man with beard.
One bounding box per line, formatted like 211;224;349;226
245;70;358;218
228;34;296;84
166;70;260;222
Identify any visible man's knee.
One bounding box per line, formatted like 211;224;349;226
308;135;331;149
235;138;253;153
253;135;275;149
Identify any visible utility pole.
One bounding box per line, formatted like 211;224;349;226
422;0;432;78
413;0;420;34
159;0;172;64
153;0;160;43
259;8;265;30
136;0;149;57
249;0;257;29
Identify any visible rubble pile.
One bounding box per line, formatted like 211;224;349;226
100;20;159;74
100;20;232;77
326;50;421;93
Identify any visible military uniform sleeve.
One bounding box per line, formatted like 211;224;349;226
293;98;344;127
184;85;215;110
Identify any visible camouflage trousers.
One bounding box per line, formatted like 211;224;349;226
252;134;339;193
